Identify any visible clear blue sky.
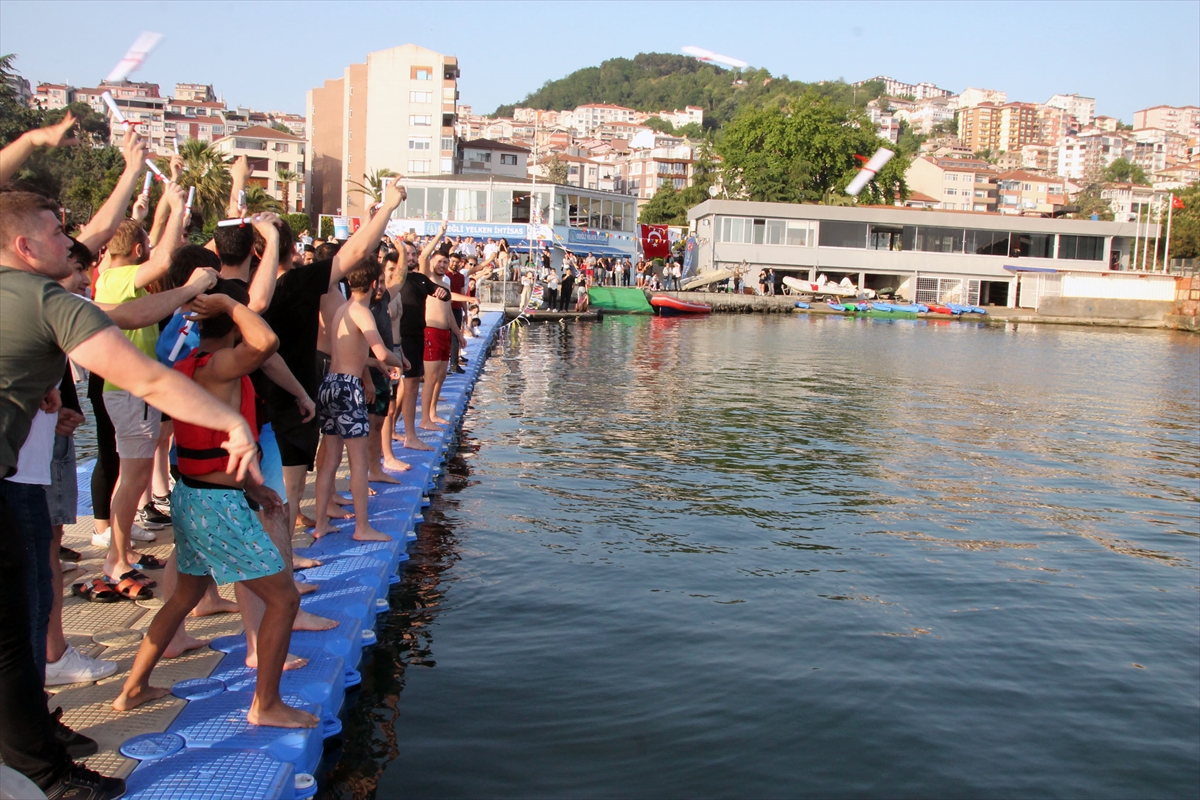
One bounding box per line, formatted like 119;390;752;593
2;0;1197;121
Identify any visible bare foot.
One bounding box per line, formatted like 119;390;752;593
419;420;447;431
324;506;354;520
391;432;406;442
246;701;319;729
292;555;321;569
295;580;318;596
293;609;338;631
190;596;238;617
383;458;412;472
163;633;209;659
353;526;393;542
112;684;171;712
245;652;308;671
430;414;450;426
402;436;434;452
368;486;378;496
311;522;340;539
297;513;317;529
331;493;353;506
368;469;401;484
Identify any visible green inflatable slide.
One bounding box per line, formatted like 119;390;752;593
587;287;653;315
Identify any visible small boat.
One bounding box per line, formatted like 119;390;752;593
925;304;954;315
650;295;712;316
890;303;924;313
825;301;848;312
870;302;895;312
794;301;811;309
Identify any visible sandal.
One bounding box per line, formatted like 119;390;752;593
116;569;157;589
112;576;154;601
59;545;81;562
133;554;166;570
71;578;119;603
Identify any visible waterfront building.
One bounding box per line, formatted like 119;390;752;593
307;44;460;219
687;200;1159;309
211;125;306;212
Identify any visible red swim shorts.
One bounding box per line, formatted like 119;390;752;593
423;326;451;362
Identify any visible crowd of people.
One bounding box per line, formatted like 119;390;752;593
0;113;481;799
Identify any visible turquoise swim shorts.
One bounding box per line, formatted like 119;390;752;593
171;479;285;585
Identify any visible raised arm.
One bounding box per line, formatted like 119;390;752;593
134;184;186;289
0;113;76;186
419;220;448;274
197;296;280;382
69;328;259;480
332;175;407;284
99;267;218;329
77;130;146;253
226;156;248;217
246;213;281;313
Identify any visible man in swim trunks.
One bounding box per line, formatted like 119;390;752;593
420;244;466;431
397;223;452;451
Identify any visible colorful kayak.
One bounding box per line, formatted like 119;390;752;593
925;304;955;315
650;295;712;315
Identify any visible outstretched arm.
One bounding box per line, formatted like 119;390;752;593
134;184;186;289
0;113;76;186
196;296;280;382
246;213;281;313
419;219;448;274
332;175;407;284
99;267;218;329
226;156;248;217
77;130;146;253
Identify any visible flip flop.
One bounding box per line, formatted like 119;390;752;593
134;554;166;570
116;569;157;589
71;578;119;603
112;576;154;601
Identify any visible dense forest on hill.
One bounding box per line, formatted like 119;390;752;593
493;52;887;129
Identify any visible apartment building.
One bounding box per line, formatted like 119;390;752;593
893;96;955;134
306;44;460;218
905;156;998;212
570;103;638;135
1152;159;1200;191
1057;130;1133;181
955;88;1006;109
996;103;1039;153
866;103;900;143
957;103;998;152
31;83;73;110
173;83;215;103
1131;127;1190;174
1092;116;1120;132
78;80;170;154
1036;104;1078;147
457;139;529;178
996;170;1068;215
1020;142;1057;174
1045;93;1096;128
618;144;696;200
1133;105;1200;140
211;125;306;212
854;76;952;101
1099;182;1163;223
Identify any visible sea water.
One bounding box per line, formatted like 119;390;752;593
323;316;1198;798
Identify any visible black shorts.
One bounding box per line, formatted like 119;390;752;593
368;369;391;416
268;399;320;469
316;351;332;381
400;335;424;379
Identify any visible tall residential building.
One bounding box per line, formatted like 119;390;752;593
853;76;952;100
958;103;999;152
1036;104;1078;147
211;125;306;212
960;102;1040;154
1132;105;1200;139
306;44;460;218
1045;93;1096;128
1057;130;1133;181
570;104;638;136
1131;127;1189;174
905;156;998;212
955;88;1007;109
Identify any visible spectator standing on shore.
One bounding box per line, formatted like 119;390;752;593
545;268;559;311
559;263;576;312
766;268;776;295
496;238;509;281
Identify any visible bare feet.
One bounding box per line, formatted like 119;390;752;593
353;526;393;542
295;580;318;596
245;652;308;671
293;609;338;631
331;493;353;506
292;555;321;569
163;632;209;659
382;458;412;472
246;700;319;729
391;431;406;442
297;512;317;529
368;469;402;484
430;413;451;426
403;436;434;451
311;522;340;539
112;684;171;712
324;506;354;520
190;596;238;617
419;420;447;431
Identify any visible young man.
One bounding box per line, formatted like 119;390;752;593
312;259;405;541
366;252;410;479
112;279;315;729
397;224;452;451
421;245;467;430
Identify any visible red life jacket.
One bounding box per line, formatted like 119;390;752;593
172;351;258;476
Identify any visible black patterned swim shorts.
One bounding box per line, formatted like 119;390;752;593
317;372;369;439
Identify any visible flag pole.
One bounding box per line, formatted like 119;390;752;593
1164;194;1175;272
1131;196;1141;270
1151;196;1160;272
1141;195;1151;272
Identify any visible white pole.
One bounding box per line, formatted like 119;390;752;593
1151;197;1160;272
1131;195;1141;270
1141;195;1151;272
1164;194;1175;272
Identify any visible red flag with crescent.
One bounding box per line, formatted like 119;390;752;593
640;224;670;258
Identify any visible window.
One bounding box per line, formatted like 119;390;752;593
946;188;957;196
441;137;454;152
1023;183;1032;191
440;158;453;172
967;230;1010;255
407;159;430;173
427;187;445;217
1011;232;1054;259
786;221;811;246
976;175;988;183
273;143;289;153
819;221;868;249
492;190;512;223
409;115;432;126
410;91;432;103
914;226;964;253
405;187;425;218
412;67;432;80
409;137;431;150
1058;235;1104;261
975;190;987;198
946;174;957;181
765;219;786;245
500;153;518;166
718;216;752;243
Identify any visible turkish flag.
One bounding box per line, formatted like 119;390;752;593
1172;195;1185;210
640;224;670;258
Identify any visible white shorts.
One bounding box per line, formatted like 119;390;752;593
104;389;162;459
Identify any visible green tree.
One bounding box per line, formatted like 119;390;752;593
544;156;569;185
346;167;397;205
1165;183;1200;259
176;138;232;226
643;116;675;134
1068;185;1115;221
243;184;282;213
896;119;926;157
1102;158;1147;185
638;182;688;225
716;93;908;205
0;54;39;145
271;122;291;134
319;215;335;239
276;166;298;212
282;212;312;238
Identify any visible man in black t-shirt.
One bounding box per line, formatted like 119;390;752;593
397;223;451;452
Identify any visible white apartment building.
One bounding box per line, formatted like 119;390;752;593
867;104;899;143
211;125;306;212
1133;105;1200;140
1045;93;1096;128
905;156;998;212
1099;183;1164;223
1057;130;1133;181
854;76;952;100
1131;127;1190;175
78;81;170;154
650;105;704;129
1152;159;1200;191
457;138;529;178
894;97;955;134
955;88;1007;109
570;103;637;135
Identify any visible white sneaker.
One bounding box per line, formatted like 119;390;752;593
90;528;111;548
44;645;119;686
130;523;157;542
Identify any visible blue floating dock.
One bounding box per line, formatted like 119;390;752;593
105;311;506;798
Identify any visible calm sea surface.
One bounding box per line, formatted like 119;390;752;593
313;315;1195;799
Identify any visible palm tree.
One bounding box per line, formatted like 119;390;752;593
243;184;282;214
176;139;232;224
346;167;397;205
276;167;298;212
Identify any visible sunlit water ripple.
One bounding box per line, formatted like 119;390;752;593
317;315;1198;800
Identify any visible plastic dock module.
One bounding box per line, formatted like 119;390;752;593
124;749;295;800
57;312;505;797
166;690;325;776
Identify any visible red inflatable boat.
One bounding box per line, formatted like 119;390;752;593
650;295;713;316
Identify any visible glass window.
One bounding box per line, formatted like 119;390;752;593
914;226;964;253
440;157;453;172
409;137;431;150
410;91;432;103
786;221;810;246
441;137;455;152
966;230;1010;255
1057;235;1104;261
409;115;432;126
500;153;518;165
765;219;786;245
752;219;766;244
623;203;635;232
1010;232;1054;259
818;221;868;249
407;159;430;174
554;193;567;226
406;187;425;219
491;190;511;223
427;187;445;219
946;174;957;181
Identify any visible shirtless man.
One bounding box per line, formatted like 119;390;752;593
312;258;405;541
398;225;452;449
421;245;466;430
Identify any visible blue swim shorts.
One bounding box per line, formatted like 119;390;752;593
317;372;369;439
170;478;285;585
